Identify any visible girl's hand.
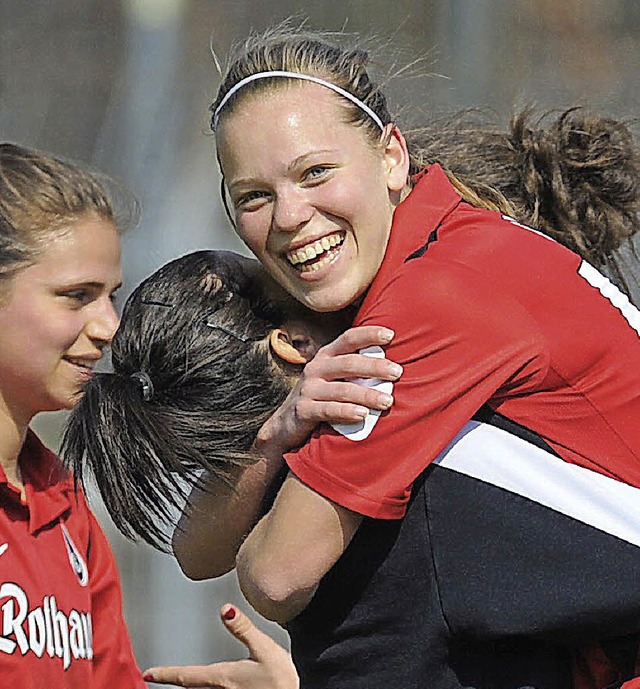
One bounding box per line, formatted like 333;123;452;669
256;326;402;457
142;604;298;689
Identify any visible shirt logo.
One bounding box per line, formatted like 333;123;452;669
61;524;88;587
0;544;8;557
330;346;394;442
0;584;93;668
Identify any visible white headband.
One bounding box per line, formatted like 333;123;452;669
212;70;385;131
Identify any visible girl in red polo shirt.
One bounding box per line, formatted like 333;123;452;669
0;144;145;688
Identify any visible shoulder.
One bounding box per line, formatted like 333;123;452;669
358;256;548;375
363;254;531;327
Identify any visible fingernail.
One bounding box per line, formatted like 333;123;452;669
223;606;237;621
143;674;154;682
389;363;403;378
354;406;368;419
380;394;394;408
380;328;395;342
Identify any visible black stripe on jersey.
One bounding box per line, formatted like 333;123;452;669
432;418;640;548
427;414;640;684
472;405;561;457
290;411;640;689
405;227;439;262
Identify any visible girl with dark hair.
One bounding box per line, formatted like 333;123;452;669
66;247;640;689
0;143;145;688
63;249;351;552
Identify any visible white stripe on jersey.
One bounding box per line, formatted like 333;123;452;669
434;420;640;547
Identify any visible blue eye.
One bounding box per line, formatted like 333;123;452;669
304;166;329;180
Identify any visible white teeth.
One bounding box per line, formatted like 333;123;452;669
300;252;336;273
286;232;344;267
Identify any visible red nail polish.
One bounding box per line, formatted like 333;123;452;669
143;674;154;682
223;606;236;620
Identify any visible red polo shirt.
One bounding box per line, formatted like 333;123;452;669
0;430;145;688
286;164;640;518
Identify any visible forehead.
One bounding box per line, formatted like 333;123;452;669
28;214;121;282
216;82;371;171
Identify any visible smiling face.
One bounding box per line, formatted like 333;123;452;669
0;213;122;424
217;82;409;312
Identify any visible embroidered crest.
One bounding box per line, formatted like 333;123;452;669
61;524;88;587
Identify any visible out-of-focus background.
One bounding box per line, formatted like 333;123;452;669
2;0;639;673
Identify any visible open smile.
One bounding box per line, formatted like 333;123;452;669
285;232;345;273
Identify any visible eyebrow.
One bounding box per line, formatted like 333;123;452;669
60;280;123;292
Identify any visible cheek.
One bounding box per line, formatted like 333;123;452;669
330;175;387;227
236;215;272;256
35;315;84;353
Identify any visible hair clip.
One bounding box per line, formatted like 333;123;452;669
130;371;154;401
140;299;174;308
205;317;256;343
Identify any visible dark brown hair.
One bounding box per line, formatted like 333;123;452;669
62;250;292;551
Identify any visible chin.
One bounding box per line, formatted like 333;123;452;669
307;286;363;313
50;389;83;412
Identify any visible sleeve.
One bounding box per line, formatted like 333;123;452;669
285;259;550;519
84;503;146;688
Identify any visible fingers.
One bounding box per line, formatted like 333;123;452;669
217;604;279;662
319;325;395;357
293;388;393;422
304;352;402;385
309;325;403;385
143;606;298;688
143;662;235;686
141;607;267;687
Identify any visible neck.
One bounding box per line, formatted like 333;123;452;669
0;394;31;490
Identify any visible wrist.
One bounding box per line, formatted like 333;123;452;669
255;416;292;462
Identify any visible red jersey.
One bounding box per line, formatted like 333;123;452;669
0;431;145;688
286;164;640;519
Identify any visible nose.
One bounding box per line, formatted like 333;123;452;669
271;187;313;233
86;297;120;348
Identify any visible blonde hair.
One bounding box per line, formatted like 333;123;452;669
212;26;514;216
212;26;391;141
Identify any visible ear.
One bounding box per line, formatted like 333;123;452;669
382;125;410;193
269;329;309;366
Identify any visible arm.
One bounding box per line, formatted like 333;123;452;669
173;326;400;581
237;267;549;623
143;604;299;689
173;452;285;580
236;473;362;624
